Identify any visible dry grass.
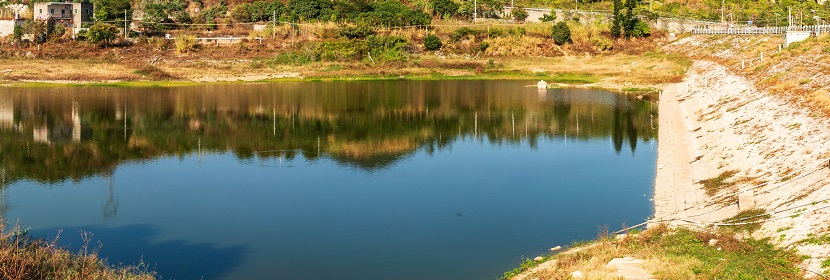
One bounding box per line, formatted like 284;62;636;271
0;223;155;280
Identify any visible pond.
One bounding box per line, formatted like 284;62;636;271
0;80;657;280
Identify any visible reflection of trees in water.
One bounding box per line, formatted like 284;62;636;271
0;83;657;183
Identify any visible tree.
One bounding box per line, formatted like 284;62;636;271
87;22;119;47
611;0;623;38
512;6;528;22
231;4;252;22
430;0;458;19
12;24;22;42
93;0;132;22
288;0;333;21
551;22;571;45
49;24;66;42
424;34;442;51
22;20;47;44
141;3;169;31
623;0;638;39
631;19;650;37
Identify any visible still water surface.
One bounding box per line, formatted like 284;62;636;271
0;81;657;279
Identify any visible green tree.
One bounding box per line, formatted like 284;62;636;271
22;20;47;44
87;22;119;46
423;34;442;51
93;0;132;22
12;24;22;42
551;21;571;45
231;4;251;22
430;0;458;19
141;3;169;31
49;24;65;42
512;6;528;22
249;1;286;22
611;0;622;38
623;0;638;39
288;0;334;21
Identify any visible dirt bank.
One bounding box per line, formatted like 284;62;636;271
654;60;830;274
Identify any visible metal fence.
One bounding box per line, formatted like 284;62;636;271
692;25;830;35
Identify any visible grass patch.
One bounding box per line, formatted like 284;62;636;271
0;223;155;279
548;73;600;84
720;209;770;234
133;65;173;80
504;225;803;279
697;170;739;196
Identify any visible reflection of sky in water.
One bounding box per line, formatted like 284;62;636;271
8;135;655;280
0;81;658;279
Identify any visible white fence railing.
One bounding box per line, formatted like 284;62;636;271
692;25;830;35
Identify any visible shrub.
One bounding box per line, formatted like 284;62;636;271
551;22;571;45
512;6;528;22
148;37;168;50
631;19;651;38
49;24;66;42
451;27;481;41
424;34;442;51
175;35;197;54
591;36;613;51
340;25;375;39
539;13;556;22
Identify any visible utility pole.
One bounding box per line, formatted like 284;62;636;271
124;9;127;38
474;0;477;23
272;10;276;39
721;0;725;24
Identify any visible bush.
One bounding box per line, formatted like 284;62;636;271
512;6;528;22
451;27;481;41
175;35;197;54
148;37;168;50
424;34;442;51
539;13;556;22
340;25;375;39
631;19;651;38
551;22;571;45
591;36;613;51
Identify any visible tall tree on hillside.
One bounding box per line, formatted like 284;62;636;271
92;0;132;22
623;0;638;38
611;0;622;38
288;0;334;21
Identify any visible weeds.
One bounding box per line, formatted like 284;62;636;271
697;170;739;196
0;223;154;280
175;35;197;54
721;209;770;234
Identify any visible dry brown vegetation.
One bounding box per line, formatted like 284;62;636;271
666;34;830;117
0;223;154;280
0;18;684;88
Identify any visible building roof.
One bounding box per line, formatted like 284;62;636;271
35;14;52;21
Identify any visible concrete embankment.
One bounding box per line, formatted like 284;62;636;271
654;60;830;274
